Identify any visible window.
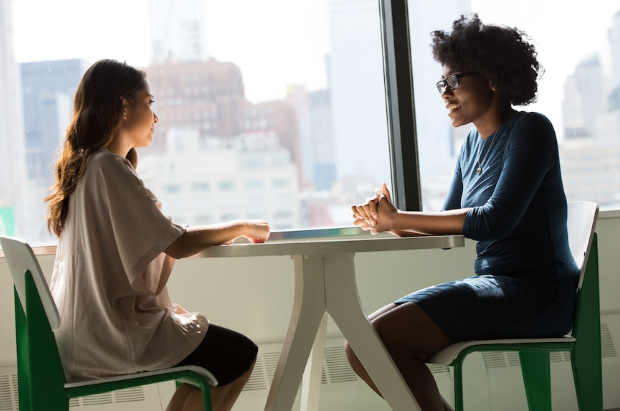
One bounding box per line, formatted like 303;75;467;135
3;0;393;243
407;0;620;211
2;0;616;245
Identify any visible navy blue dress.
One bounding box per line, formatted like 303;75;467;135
395;112;579;341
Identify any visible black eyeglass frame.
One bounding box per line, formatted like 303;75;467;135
436;72;478;94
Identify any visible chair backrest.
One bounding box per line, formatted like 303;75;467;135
0;235;60;329
566;201;599;290
565;202;601;345
1;235;68;410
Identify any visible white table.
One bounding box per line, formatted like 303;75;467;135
196;232;465;411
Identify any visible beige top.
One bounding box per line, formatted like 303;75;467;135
50;149;209;382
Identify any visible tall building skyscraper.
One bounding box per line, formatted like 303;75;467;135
608;11;620;111
149;0;209;64
309;88;335;191
562;54;607;139
0;0;27;236
327;0;390;184
20;59;88;186
609;10;620;88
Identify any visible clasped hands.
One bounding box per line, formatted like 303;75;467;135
351;182;398;234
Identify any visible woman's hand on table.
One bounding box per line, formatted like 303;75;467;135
352;183;398;234
242;220;271;244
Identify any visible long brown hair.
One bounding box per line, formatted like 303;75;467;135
46;59;146;236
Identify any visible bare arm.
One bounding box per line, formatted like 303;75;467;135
165;220;270;259
385;208;469;236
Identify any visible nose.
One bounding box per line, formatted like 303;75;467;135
154;112;159;123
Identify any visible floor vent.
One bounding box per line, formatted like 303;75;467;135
602;322;618;358
0;374;146;410
70;387;146;407
242;343;452;393
323;346;358;384
0;374;15;411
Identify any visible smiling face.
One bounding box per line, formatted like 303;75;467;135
120;84;158;149
440;65;497;132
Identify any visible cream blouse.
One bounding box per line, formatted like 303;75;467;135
50;149;209;382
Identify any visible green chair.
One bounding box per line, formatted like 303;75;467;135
0;235;215;411
427;201;602;411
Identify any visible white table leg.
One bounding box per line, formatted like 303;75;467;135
323;254;422;411
264;256;328;411
300;311;328;411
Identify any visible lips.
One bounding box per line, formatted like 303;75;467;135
446;104;461;112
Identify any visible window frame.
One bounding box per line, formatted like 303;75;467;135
380;0;423;212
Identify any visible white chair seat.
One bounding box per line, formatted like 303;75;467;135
427;336;576;366
64;365;218;389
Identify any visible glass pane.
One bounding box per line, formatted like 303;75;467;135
410;0;620;211
2;0;392;244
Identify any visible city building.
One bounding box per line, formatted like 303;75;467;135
145;59;247;152
562;54;608;139
20;59;88;185
149;0;209;64
139;128;300;230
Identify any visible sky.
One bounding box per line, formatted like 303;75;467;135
10;0;330;104
9;0;620;137
472;0;620;136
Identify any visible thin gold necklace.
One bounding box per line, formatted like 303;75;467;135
476;119;506;175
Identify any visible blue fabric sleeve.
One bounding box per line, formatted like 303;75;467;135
442;145;465;211
463;113;558;240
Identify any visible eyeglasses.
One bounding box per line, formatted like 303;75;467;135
436;72;478;94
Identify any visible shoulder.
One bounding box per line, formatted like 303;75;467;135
86;150;138;180
510;111;556;140
513;111;554;131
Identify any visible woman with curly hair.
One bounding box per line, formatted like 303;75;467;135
346;14;576;411
46;59;270;411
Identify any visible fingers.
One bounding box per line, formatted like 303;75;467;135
353;217;377;234
351;184;394;229
382;183;392;202
352;198;378;227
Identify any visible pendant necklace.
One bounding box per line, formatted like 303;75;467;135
476;119;506;175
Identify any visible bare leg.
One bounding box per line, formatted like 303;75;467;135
166;384;197;411
344;302;453;411
171;357;257;411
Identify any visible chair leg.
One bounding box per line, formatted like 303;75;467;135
519;351;552;411
452;358;465;411
571;345;603;411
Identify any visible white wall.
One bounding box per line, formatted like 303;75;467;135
1;212;619;410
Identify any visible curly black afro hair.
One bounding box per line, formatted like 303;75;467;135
431;14;542;106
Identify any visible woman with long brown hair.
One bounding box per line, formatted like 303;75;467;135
47;59;269;411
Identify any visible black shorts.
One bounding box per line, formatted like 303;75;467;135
174;324;258;386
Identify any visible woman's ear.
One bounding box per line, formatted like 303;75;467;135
120;96;129;120
489;79;496;92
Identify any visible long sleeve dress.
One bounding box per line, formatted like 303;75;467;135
395;112;579;341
